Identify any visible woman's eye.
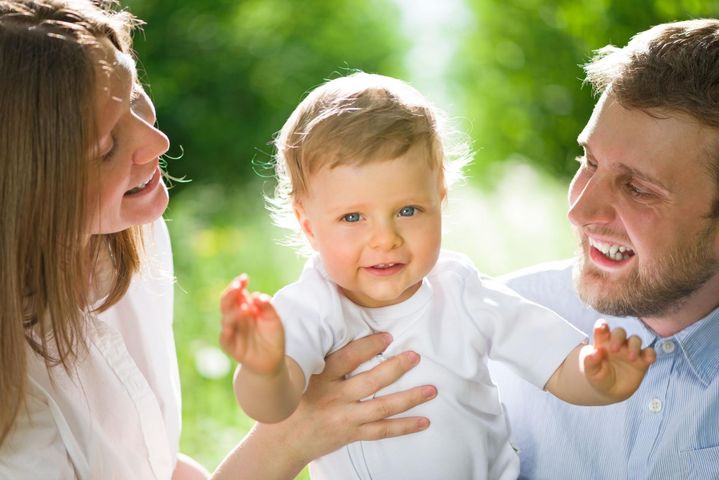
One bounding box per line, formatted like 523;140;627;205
576;155;596;171
399;206;416;217
100;139;117;161
342;212;361;223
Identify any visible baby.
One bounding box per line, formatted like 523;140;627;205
220;72;655;479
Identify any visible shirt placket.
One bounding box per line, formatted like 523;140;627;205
626;337;676;479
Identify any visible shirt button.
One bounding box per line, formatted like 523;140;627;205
648;398;663;413
661;341;675;354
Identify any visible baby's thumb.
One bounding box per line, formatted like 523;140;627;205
582;345;607;378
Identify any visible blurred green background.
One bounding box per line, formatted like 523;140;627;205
122;0;719;476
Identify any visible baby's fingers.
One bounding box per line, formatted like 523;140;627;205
625;335;642;361
592;320;610;345
608;327;627;353
220;274;250;313
641;346;657;365
219;314;240;355
582;345;607;378
251;294;279;320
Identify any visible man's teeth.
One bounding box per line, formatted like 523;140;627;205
589;239;634;261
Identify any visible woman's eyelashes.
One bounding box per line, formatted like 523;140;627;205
100;137;117;161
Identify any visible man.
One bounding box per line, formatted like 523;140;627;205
491;19;719;479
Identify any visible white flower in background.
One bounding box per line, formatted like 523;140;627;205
194;345;231;379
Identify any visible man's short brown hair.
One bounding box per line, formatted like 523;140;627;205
584;19;719;217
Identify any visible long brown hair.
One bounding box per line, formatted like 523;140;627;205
0;0;143;445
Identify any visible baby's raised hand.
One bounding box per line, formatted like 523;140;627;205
219;275;285;376
582;320;656;401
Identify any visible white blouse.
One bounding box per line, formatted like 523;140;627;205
0;219;181;479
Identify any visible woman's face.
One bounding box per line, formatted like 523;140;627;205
86;38;170;235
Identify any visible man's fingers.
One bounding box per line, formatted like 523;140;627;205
344;351;421;400
322;333;393;379
357;416;431;441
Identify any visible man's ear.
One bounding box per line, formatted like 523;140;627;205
293;201;318;250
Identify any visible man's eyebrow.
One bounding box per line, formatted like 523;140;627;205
578;142;670;192
616;163;670;191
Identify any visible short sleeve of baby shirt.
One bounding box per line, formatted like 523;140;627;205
272;258;350;390
460;256;586;388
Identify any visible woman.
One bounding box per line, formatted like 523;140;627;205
0;1;435;478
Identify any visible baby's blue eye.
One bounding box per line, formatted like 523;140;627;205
399;206;416;217
343;212;361;222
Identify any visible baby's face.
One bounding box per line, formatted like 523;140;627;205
295;147;444;308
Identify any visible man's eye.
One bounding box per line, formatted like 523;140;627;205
398;206;416;217
342;212;361;222
627;183;651;197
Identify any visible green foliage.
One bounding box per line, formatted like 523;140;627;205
124;0;409;190
454;0;719;182
166;184;307;473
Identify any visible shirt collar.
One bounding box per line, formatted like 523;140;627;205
671;305;719;387
602;303;719;387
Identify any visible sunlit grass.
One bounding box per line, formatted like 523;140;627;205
167;162;575;477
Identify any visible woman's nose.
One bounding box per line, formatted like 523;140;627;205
133;122;169;165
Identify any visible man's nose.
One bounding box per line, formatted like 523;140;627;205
567;172;616;228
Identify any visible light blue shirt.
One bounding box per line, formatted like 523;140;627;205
491;259;719;479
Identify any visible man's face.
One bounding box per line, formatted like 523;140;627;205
569;93;719;320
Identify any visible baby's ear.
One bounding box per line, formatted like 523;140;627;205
293;202;318;250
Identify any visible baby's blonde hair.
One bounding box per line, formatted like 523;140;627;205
268;72;470;251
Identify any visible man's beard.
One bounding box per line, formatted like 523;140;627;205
573;223;719;318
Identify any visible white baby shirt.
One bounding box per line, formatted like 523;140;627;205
273;250;585;480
